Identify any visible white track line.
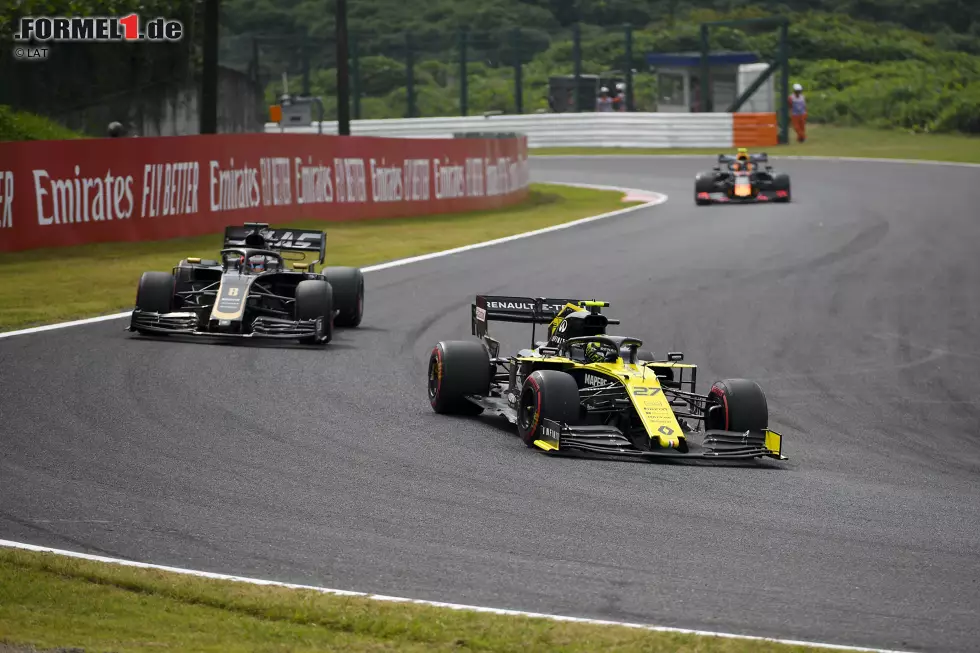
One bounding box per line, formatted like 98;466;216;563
0;182;664;340
0;539;914;653
531;153;980;168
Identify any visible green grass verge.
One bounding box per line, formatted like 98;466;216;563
0;547;844;653
0;184;636;332
532;124;980;164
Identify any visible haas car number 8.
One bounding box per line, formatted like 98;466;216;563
127;223;364;345
427;296;787;462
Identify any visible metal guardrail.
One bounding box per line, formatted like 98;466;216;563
264;112;737;148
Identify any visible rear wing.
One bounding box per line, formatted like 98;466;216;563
471;295;579;338
717;153;769;165
471;295;620;351
223;223;326;266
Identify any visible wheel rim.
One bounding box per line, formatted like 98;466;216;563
427;353;440;401
517;385;536;432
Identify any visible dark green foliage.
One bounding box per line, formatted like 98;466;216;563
5;0;980;135
227;0;980;132
0;105;86;141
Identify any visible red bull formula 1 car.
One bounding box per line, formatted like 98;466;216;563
695;150;791;206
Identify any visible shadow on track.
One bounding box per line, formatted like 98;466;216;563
434;411;791;471
125;333;359;351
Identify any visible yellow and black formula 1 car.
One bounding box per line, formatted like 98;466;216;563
695;150;791;205
427;295;787;462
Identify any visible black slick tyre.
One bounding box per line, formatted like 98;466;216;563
135;272;174;313
695;173;714;206
772;173;791;202
428;340;491;414
295;279;334;344
322;266;364;327
516;370;581;447
705;378;768;433
132;272;175;336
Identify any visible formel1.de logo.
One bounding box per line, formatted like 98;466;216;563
14;15;183;43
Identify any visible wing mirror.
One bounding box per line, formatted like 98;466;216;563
667;351;684;361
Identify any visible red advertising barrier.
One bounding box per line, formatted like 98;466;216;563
0;133;530;253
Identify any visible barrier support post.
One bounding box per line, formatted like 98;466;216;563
699;24;710;112
459;29;468;116
200;0;219;134
336;0;351;135
512;28;523;114
573;23;582;112
405;31;416;118
301;34;310;96
624;23;634;111
778;20;789;144
351;33;361;120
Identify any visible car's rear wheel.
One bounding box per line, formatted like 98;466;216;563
428;341;491;414
295;279;334;344
517;370;581;447
322;266;364;327
705;378;768;433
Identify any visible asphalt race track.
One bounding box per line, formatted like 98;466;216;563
3;156;980;652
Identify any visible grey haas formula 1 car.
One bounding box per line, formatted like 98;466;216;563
695;150;791;205
427;295;787;462
128;222;363;345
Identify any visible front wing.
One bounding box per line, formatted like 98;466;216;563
532;418;787;461
128;309;326;340
697;189;788;204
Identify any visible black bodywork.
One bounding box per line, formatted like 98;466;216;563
695;153;791;205
128;223;345;342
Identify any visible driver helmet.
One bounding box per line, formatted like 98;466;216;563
585;341;618;363
737;147;749;161
247;254;266;272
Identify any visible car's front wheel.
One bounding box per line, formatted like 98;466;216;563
135;272;174;314
295;279;334;344
705;378;768;433
694;173;715;206
772;173;791;202
516;370;581;447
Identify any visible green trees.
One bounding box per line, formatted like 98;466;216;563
4;0;978;133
